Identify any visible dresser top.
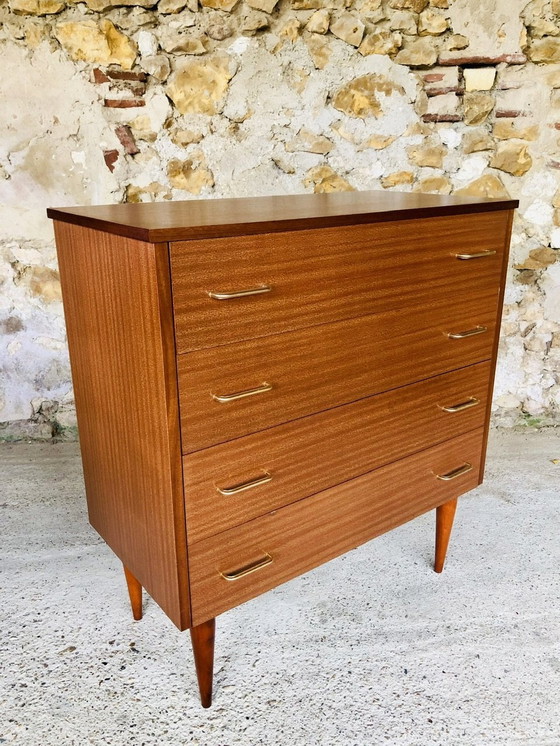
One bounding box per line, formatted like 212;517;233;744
47;190;518;243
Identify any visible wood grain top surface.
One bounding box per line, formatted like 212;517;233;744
47;190;518;242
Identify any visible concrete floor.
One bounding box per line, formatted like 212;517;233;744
1;431;560;746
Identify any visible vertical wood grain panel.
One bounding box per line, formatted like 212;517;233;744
53;222;190;630
478;209;515;482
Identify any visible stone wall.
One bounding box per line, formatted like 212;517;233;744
1;0;559;439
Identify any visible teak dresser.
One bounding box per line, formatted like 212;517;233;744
48;190;517;707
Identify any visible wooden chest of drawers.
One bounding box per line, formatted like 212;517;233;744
48;190;517;707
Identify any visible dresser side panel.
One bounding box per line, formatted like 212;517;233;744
478;209;515;482
53;221;190;630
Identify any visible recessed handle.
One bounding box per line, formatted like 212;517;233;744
208;286;272;300
436;462;473;481
447;325;488;339
454;250;497;260
220;552;273;581
439;397;480;413
212;382;272;403
216;471;272;496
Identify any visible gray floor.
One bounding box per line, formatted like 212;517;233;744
1;431;559;746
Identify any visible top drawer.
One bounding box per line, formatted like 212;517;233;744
170;211;510;353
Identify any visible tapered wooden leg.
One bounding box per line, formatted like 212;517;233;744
123;565;143;620
190;618;216;708
434;498;458;574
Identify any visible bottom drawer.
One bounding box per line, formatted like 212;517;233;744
189;428;485;625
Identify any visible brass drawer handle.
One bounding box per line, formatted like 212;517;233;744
447;325;488;339
216;471;272;496
440;397;480;413
220;552;273;581
212;382;272;402
208;286;272;300
436;462;473;481
454;250;497;260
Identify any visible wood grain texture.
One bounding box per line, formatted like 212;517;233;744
123;565;143;621
171;212;509;352
188;428;485;625
178;293;499;452
183;362;491;543
478;210;515;483
53;222;190;630
434;498;458;573
189;618;215;708
47;191;518;243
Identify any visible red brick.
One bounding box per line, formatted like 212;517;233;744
93;68;110;84
495;109;526;118
115;125;140;156
423;73;445;83
425;86;463;97
103;149;119;172
422;113;462;122
106;69;148;82
103;98;146;108
438;53;527;66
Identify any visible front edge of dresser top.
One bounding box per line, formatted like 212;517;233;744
47;190;518;242
50;192;517;706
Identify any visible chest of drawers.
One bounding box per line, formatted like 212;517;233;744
48;190;517;707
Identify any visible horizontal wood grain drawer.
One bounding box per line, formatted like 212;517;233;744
183;362;491;542
170;211;509;353
188;428;485;624
178;293;498;452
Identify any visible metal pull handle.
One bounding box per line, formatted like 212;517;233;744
454;250;497;260
208;286;272;300
439;397;480;413
216;471;272;496
436;462;473;481
220;552;273;581
212;382;272;403
447;325;488;339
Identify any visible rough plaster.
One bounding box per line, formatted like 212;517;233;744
1;0;560;438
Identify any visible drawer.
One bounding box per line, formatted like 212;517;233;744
170;211;509;353
188;428;485;624
184;362;491;543
178;292;498;452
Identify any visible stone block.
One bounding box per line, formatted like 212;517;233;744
332;74;405;118
395;38;438;67
381;170;414;187
490;141;533;176
330;13;365;47
10;0;64;14
463;92;494;126
455;173;510;198
303;165;354;192
306;9;330;34
463;67;496;92
407;143;446;168
166;54;235;115
418;9;449;35
55;20;137;70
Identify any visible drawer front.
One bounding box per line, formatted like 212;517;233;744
188;428;485;625
184;362;491;543
170;211;509;353
178;293;498;452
